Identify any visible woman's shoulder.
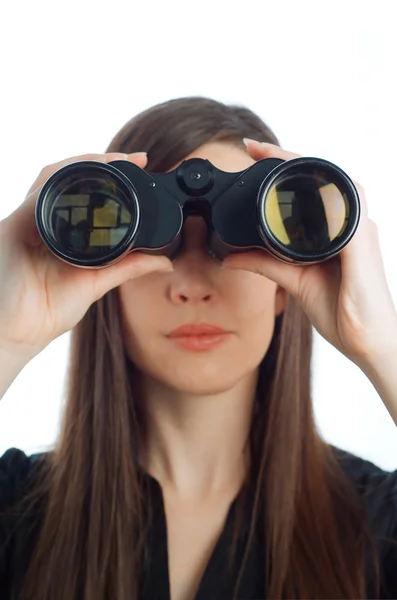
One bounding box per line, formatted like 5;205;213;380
330;444;397;597
0;447;49;507
2;443;395;494
330;443;396;486
330;444;397;539
330;443;397;501
0;446;48;470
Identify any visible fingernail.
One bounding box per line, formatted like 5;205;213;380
243;138;277;149
243;138;259;147
129;151;147;157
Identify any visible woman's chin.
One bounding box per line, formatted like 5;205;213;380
152;363;245;396
160;377;240;396
129;344;262;397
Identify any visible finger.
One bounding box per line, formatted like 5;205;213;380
350;179;368;220
125;152;148;168
244;138;369;229
23;152;148;204
243;138;301;162
92;252;173;301
26;152;147;197
222;249;305;299
7;152;148;243
339;216;380;280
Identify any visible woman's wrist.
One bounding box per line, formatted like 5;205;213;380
358;343;397;426
0;341;34;401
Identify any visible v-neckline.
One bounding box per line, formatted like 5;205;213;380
139;468;261;600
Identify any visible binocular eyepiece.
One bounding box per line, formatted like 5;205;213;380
35;155;360;268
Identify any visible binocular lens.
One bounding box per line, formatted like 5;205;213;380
38;165;139;263
262;164;350;256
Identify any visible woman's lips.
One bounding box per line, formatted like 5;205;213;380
168;323;228;337
167;323;230;352
168;333;230;351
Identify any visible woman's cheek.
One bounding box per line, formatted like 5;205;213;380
224;273;279;321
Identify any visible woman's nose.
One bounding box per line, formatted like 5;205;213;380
168;216;217;304
177;215;209;255
169;276;214;304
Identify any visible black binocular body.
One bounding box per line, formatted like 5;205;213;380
35;155;360;268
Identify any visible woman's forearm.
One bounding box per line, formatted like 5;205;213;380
360;346;397;427
0;342;33;401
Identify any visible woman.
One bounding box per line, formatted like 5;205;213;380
0;96;396;600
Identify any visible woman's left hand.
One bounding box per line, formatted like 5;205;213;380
222;139;397;369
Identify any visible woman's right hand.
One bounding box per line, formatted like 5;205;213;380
0;152;173;361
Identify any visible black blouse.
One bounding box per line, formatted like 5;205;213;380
0;445;396;599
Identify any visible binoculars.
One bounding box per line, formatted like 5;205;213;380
35;155;360;268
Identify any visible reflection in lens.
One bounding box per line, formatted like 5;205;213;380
263;168;350;254
44;171;136;260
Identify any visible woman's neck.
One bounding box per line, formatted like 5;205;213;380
138;370;258;499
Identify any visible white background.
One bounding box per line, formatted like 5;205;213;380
1;0;396;469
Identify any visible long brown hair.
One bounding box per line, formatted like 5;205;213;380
15;96;380;599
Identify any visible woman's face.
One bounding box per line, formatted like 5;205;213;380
118;142;286;395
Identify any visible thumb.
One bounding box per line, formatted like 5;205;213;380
91;252;173;301
222;250;305;298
